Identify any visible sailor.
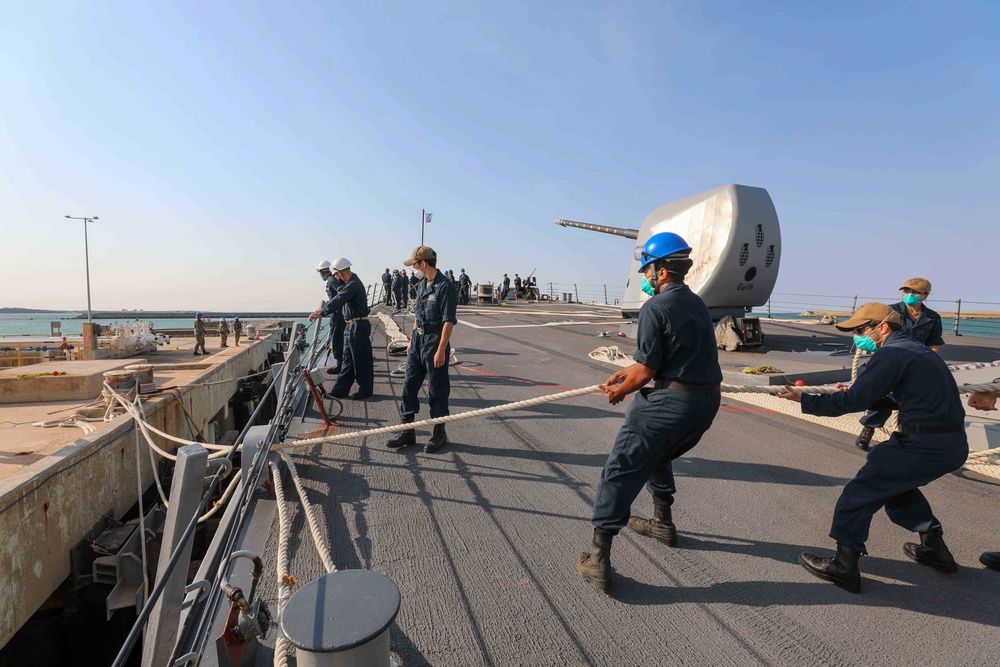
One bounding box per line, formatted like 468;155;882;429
779;302;967;593
218;317;230;348
386;245;457;453
309;257;373;399
400;269;410;309
448;270;460;302
193;312;208;355
966;383;1000;571
856;277;945;450
577;232;722;594
501;273;510;300
513;273;522;298
233;317;243;347
317;260;345;375
408;269;419;300
392;269;406;311
459;269;472;305
382;268;393;306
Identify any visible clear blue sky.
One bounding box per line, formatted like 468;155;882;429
1;1;997;311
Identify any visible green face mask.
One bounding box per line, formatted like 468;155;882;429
641;277;656;297
320;273;329;281
902;293;922;306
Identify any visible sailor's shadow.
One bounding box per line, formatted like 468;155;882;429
673;457;852;487
292;455;372;571
615;532;1000;626
389;624;432;667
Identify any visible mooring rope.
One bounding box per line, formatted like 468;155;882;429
269;460;295;667
280;452;337;574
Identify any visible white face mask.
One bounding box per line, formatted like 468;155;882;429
412;268;425;279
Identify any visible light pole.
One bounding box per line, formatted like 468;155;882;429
65;215;99;322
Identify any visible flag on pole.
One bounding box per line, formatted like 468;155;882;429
425;212;433;224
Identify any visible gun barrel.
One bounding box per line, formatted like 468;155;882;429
554;219;639;240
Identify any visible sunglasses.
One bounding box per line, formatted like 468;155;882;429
852;323;875;336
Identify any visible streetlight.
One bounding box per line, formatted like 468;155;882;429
65;215;99;322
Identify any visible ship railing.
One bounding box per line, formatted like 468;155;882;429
111;315;326;667
764;293;1000;338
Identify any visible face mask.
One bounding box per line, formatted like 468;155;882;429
853;334;878;352
413;268;425;280
641;277;656;297
902;293;922;307
320;273;329;281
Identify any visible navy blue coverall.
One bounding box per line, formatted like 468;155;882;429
392;272;407;309
325;276;345;366
399;271;457;419
860;301;945;429
320;273;374;397
802;331;967;554
592;281;723;533
381;271;393;305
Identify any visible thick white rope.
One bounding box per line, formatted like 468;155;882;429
280;453;337;574
275;384;603;451
269;460;295;667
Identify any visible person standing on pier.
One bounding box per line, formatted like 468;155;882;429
317;259;345;375
218;317;230;348
856;277;945;450
408;269;419;301
386;245;457;454
779;302;967;593
193;313;208;355
382;268;393;306
233;317;243;347
309;257;373;399
577;232;722;594
501;273;510;300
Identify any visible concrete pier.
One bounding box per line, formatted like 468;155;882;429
0;335;276;648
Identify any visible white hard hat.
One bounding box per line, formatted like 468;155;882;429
316;259;332;272
331;257;351;271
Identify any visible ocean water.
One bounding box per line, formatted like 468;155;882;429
0;313;311;337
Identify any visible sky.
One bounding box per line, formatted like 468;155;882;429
1;1;997;312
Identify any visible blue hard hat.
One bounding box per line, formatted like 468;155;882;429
196;312;203;317
635;232;692;272
234;316;239;321
461;268;465;273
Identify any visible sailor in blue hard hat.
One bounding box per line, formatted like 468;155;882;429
233;316;243;347
193;312;208;356
577;232;722;594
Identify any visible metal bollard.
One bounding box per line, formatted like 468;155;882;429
280;570;401;667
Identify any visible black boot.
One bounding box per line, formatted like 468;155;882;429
855;427;875;451
904;529;958;573
576;528;614;594
386;415;416;449
424;423;448;453
798;544;862;593
627;494;677;547
979;552;1000;571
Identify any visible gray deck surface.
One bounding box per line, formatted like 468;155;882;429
259;303;1000;667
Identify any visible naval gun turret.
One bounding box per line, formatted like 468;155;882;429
556;184;781;322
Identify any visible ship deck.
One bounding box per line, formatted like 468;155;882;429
261;303;1000;667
